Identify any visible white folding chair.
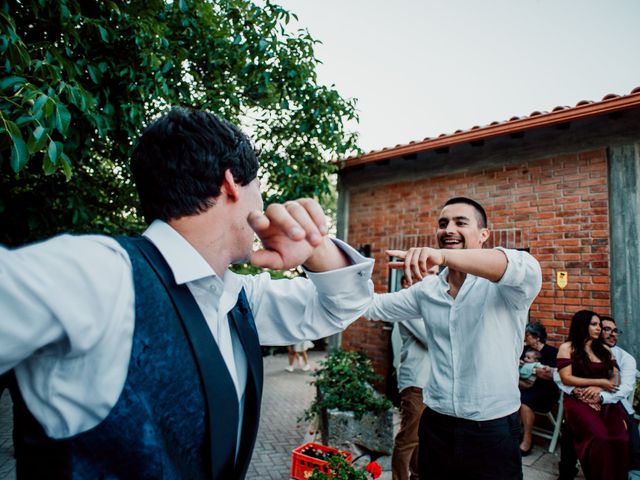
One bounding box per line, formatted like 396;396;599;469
531;392;564;453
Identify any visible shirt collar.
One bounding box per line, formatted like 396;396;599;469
142;220;217;285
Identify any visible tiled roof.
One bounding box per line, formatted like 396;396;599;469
340;86;640;169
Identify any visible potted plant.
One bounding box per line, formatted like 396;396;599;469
302;349;394;457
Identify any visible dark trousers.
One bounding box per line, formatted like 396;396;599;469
559;410;640;479
418;407;522;480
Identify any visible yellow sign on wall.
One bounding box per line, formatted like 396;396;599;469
557;271;568;289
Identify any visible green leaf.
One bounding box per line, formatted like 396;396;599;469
27;125;48;152
15;115;33;126
47;139;58;164
87;64;100;84
6;121;29;172
0;76;26;90
43;151;56;175
97;25;109;42
60;152;72;180
179;0;188;13
55;103;71;135
32;94;49;115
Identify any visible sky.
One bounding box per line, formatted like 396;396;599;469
275;0;640;153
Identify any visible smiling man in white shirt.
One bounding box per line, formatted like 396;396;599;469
0;108;374;480
366;197;542;480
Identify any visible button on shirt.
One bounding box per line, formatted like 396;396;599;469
0;220;374;439
367;248;542;421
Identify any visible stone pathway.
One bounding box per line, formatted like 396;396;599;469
0;352;584;479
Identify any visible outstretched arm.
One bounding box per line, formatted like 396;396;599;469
387;247;507;285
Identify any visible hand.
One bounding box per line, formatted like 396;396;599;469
386;247;444;285
598;378;618;392
581;386;604;402
249;198;328;270
534;365;554;381
587;402;602;412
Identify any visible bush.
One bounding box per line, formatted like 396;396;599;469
302;349;392;422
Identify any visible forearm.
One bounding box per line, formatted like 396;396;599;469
251;250;374;345
441;248;507;281
365;290;422;323
536;367;555;381
559;372;602;388
303;237;351;272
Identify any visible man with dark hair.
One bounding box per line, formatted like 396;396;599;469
443;196;488;228
556;314;640;480
0;107;374;479
366;197;542;479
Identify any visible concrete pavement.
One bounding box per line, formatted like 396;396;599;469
0;351;581;479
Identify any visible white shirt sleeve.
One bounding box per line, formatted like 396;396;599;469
601;346;637;406
494;248;542;310
241;239;374;346
364;283;424;323
0;234;133;374
553;368;574;395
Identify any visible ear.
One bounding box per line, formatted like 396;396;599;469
479;228;490;246
220;169;240;202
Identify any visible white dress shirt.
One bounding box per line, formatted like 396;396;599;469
396;319;431;392
554;345;637;415
366;248;542;421
0;220;374;439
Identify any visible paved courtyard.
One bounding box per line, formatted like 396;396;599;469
0;351;580;479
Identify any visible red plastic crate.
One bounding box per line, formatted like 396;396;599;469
290;441;353;479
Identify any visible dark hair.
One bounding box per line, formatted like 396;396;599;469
567;310;614;374
525;322;547;344
443;197;488;228
131;107;259;223
599;315;615;324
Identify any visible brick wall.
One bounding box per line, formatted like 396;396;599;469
342;148;610;382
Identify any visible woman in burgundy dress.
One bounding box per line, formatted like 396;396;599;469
557;310;629;480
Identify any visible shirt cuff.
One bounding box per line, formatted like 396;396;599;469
303;238;374;296
600;391;615;405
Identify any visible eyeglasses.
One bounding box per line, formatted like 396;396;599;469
602;327;622;334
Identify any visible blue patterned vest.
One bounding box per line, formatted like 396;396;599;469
13;237;263;479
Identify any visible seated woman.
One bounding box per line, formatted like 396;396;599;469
519;322;560;455
557;310;629;480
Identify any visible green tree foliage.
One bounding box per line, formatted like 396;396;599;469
0;0;359;245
